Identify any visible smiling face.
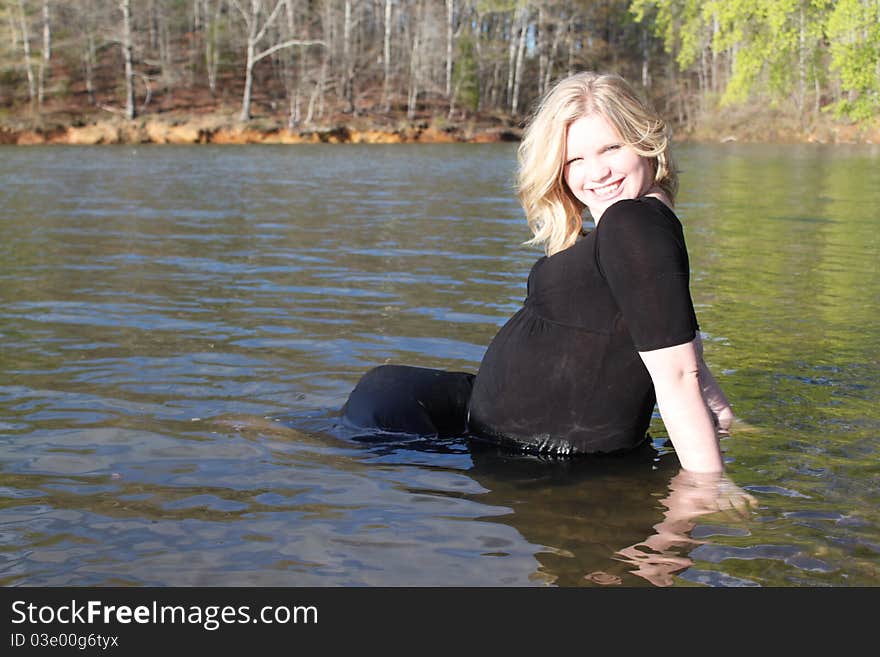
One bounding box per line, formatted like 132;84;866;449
563;113;655;222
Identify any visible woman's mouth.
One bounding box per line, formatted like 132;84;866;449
590;178;623;199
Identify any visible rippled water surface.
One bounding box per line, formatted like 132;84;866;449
1;143;878;586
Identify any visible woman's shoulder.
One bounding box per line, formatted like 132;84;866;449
594;196;689;271
597;196;680;231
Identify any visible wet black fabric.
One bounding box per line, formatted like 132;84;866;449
342;365;474;437
343;197;699;455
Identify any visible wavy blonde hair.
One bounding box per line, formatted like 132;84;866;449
518;72;677;255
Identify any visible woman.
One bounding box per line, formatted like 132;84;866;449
343;71;733;474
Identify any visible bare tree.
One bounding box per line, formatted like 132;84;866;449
406;1;422;120
77;0;101;106
35;0;49;107
8;0;822;131
281;0;298;127
380;0;392;111
231;0;324;121
536;2;562;98
119;0;135;119
198;0;225;94
505;5;516;107
510;3;527;114
341;0;354;112
276;0;318;129
305;0;332;124
14;0;36;110
445;0;453;99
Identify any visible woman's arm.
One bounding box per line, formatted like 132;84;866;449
594;201;730;471
638;338;724;473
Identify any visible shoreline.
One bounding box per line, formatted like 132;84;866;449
2;113;878;146
0;115;523;146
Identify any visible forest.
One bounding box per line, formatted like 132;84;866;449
1;1;879;143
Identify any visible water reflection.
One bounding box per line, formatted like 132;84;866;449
189;413;761;587
460;441;757;586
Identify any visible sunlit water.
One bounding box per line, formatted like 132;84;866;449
1;143;878;586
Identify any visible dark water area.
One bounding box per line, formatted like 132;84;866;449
0;143;878;586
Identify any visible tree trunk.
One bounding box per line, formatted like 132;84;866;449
698;42;707;110
312;47;328;122
382;0;391;111
474;11;484;110
506;7;517;107
511;7;527;114
445;0;454;100
15;0;36;111
797;4;806;117
37;0;50;108
148;0;157;50
121;0;136;120
235;0;320;121
241;40;256;120
342;0;353;112
159;8;170;78
543;23;560;96
317;0;331;120
407;2;427;123
84;34;95;104
293;50;306;127
711;13;718;95
283;0;298;129
407;25;420;120
188;0;200;86
158;8;171;104
206;0;221;94
490;59;500;108
537;6;546;97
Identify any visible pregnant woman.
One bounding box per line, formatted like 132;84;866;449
342;71;735;475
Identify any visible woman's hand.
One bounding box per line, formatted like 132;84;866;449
693;333;734;435
664;470;758;520
713;403;734;435
614;470;758;585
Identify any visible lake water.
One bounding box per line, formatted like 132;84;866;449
1;143;878;587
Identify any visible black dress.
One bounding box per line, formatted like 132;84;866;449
342;197;699;455
468;196;699;454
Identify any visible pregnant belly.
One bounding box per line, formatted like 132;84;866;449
468;307;655;454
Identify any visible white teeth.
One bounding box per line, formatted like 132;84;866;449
592;179;622;197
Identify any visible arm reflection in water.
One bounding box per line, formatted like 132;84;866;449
466;441;757;587
613;470;757;587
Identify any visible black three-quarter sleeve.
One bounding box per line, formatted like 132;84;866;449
595;198;699;351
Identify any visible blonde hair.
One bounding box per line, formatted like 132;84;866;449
518;72;677;256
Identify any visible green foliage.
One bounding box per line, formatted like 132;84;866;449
632;0;879;122
826;0;880;121
677;0;713;71
631;0;709;67
453;35;480;112
718;0;831;106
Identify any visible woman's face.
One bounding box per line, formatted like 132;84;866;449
563;113;654;222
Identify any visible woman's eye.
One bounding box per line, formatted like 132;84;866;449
566;157;583;166
605;144;621;152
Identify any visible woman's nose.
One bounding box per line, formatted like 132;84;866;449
589;163;611;182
